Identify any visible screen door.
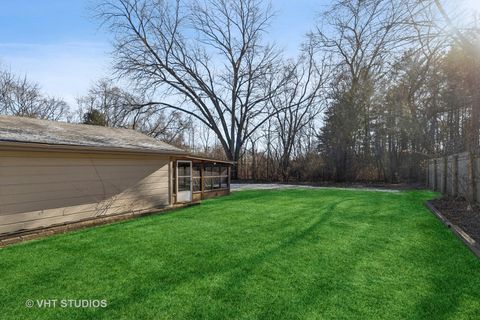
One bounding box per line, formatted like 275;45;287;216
176;161;192;202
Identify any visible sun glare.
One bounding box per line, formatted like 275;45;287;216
466;0;480;13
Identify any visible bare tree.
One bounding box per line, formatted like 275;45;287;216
97;0;289;178
77;79;136;127
77;79;191;146
0;68;69;120
269;44;329;181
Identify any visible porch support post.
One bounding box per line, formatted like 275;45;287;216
200;161;205;200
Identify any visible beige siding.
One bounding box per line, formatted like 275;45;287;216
0;151;171;235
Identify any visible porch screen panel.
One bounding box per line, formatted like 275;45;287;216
203;163;229;191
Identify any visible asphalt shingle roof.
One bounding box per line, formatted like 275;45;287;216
0;115;185;154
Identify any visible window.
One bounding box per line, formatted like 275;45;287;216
178;177;191;192
203;163;229;191
205;165;213;176
193;163;201;177
177;162;191;176
221;176;229;188
193;178;202;192
220;166;228;176
176;161;192;193
204;176;213;190
192;163;202;192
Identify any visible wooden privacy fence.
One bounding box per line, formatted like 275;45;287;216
426;152;479;202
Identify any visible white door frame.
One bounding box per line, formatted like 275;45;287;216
176;160;192;203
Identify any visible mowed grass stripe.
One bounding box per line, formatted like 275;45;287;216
0;189;479;319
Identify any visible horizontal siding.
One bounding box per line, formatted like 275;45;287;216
0;193;169;226
0;152;171;234
1;193;169;224
1;163;166;176
0;169;168;186
1;186;168;213
0;180;162;197
1;184;167;206
0;195;169;235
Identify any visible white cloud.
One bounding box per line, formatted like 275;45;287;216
0;42;112;107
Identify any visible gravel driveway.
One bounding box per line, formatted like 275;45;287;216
230;183;401;193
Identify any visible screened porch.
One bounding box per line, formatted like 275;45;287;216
172;156;232;203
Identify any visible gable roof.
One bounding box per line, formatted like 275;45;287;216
0;115;185;155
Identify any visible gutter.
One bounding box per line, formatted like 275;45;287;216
0;140;189;157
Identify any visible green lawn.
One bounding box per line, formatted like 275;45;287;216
1;189;480;319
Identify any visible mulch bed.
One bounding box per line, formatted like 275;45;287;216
430;198;480;244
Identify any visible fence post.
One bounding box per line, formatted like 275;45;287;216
468;151;477;203
468;152;477;203
426;160;430;188
442;156;448;193
453;155;458;197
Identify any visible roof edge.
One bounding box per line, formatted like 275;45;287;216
179;155;236;165
0;140;189;156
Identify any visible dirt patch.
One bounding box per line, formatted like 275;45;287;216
430;198;480;243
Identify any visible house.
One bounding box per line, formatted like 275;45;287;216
0;115;232;236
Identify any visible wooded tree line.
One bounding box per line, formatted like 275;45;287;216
313;0;480;183
1;0;479;183
231;0;480;183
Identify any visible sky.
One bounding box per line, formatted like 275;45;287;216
0;0;325;107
